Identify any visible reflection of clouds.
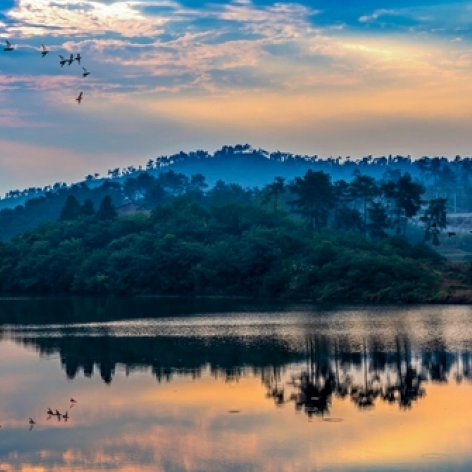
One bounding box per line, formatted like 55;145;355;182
1;337;472;472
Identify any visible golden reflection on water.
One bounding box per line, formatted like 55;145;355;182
0;340;472;472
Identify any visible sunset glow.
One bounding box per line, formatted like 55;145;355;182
1;0;472;193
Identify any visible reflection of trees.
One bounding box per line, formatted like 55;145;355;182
17;335;301;385
379;337;425;410
8;327;472;418
288;338;335;417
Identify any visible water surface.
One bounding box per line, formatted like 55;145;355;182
0;297;471;472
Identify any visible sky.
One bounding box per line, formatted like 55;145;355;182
1;0;472;194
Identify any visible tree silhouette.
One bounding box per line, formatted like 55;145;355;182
262;176;285;213
367;202;390;240
350;175;378;235
96;196;117;221
59;195;82;221
82;199;95;216
381;173;425;235
288;170;334;231
421;198;447;245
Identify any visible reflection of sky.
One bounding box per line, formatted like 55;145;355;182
2;303;472;471
1;0;472;193
1;339;472;472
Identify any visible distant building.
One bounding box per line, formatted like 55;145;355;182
116;201;150;216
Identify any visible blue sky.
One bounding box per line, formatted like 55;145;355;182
1;0;472;193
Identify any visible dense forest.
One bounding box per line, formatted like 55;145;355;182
0;167;471;302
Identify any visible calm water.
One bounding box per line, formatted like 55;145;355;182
1;297;472;472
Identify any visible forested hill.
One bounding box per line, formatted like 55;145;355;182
2;142;472;242
0;170;471;302
2;143;472;213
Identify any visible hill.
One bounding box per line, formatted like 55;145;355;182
0;175;471;302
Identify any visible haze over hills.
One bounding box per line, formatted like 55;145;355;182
0;143;468;212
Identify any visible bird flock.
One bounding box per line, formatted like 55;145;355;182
4;40;90;105
1;397;78;431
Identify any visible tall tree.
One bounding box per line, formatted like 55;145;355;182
420;198;447;245
381;173;425;235
350;175;378;235
262;177;285;213
82;199;95;216
96;196;117;221
367;202;390;241
59;195;82;221
288;170;334;231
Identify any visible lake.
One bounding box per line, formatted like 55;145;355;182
0;297;471;472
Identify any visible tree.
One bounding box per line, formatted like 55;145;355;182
145;182;167;208
288;170;334;231
420;198;447;245
82;199;95;216
96;196;117;221
350;175;378;235
332;179;352;228
429;158;442;186
157;170;189;196
59;195;82;221
262;177;285;213
381;173;425;235
415;157;430;183
367;202;390;241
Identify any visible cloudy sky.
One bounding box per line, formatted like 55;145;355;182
1;0;472;193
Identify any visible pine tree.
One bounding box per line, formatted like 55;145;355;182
82;199;95;216
59;195;82;221
96;196;117;221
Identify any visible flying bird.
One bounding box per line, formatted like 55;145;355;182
82;67;90;77
70;398;77;403
76;91;83;104
29;418;36;425
59;55;67;67
47;408;54;415
67;53;74;66
75;53;81;65
4;40;14;52
41;44;49;57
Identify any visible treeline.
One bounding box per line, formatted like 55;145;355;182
0;162;454;243
4;143;472;214
0;168;469;301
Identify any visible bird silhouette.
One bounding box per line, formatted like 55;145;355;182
59;55;67;68
4;40;14;52
76;92;83;104
67;53;74;66
82;67;90;78
41;44;49;58
75;53;81;65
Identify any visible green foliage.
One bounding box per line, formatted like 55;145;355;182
0;167;462;302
